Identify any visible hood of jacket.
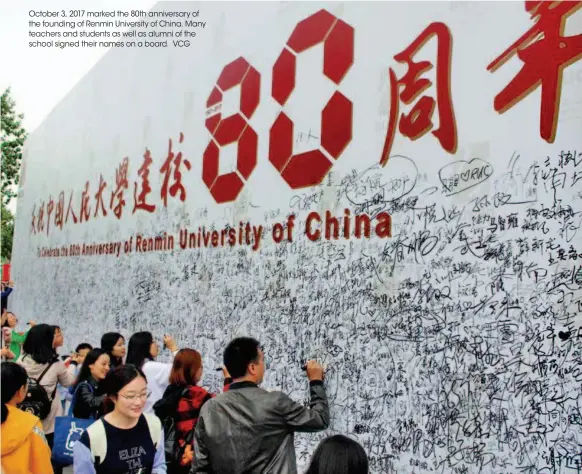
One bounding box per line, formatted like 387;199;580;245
1;405;39;456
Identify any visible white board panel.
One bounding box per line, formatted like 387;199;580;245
12;2;582;472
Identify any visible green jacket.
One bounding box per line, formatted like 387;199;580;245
8;330;28;361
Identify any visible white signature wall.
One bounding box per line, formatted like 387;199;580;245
12;2;582;472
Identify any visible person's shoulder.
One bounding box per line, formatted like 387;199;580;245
79;426;91;448
143;412;161;428
6;404;39;427
264;388;297;406
187;385;213;401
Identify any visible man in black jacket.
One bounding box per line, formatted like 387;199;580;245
192;337;329;474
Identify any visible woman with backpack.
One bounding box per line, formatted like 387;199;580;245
153;348;231;473
101;332;126;370
71;348;111;420
1;362;54;474
73;365;166;473
17;324;79;474
126;331;179;413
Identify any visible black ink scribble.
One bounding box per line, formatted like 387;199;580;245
439;158;494;195
17;149;582;474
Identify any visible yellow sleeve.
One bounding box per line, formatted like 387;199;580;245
29;420;54;474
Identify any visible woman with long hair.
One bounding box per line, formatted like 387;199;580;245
1;362;53;474
73;365;166;473
126;331;178;413
17;324;79;474
1;311;35;361
305;435;369;474
100;332;126;370
153;349;231;473
71;349;110;420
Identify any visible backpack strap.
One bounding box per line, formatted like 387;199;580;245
37;360;55;384
88;414;161;466
144;413;162;448
37;360;58;401
86;419;107;467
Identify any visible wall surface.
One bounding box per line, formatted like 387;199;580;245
12;2;582;472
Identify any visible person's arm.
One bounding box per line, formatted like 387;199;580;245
75;382;107;410
152;428;167;473
10;329;28;344
57;360;78;387
29;421;53;474
192;413;211;473
73;433;97;474
147;360;175;388
1;286;13;298
1;347;15;360
277;360;329;432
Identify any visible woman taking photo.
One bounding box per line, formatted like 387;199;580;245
71;348;110;420
1;362;53;474
1;311;35;361
101;332;126;370
126;331;178;413
73;365;166;473
17;324;78;474
153;348;231;473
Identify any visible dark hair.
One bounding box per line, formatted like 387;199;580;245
169;348;202;386
305;435;369;474
22;324;57;364
75;343;93;353
101;332;124;367
223;337;261;379
74;348;109;389
102;365;147;413
126;332;154;368
1;362;29;423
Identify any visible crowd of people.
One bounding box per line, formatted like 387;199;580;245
1;285;370;474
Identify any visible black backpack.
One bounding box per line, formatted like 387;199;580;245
17;359;57;420
155;387;192;467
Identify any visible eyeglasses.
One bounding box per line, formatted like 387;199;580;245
118;390;151;401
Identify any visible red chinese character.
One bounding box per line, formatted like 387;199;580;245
80;181;91;223
94;174;108;218
160;133;191;207
380;22;457;166
65;190;78;224
134;148;156;214
55;192;65;230
46;196;55;235
30;204;37;235
110;157;129;219
488;1;582;143
66;190;78;224
37;201;45;233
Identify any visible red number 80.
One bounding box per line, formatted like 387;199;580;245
203;9;354;203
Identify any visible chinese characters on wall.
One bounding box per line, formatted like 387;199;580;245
29;2;582;235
